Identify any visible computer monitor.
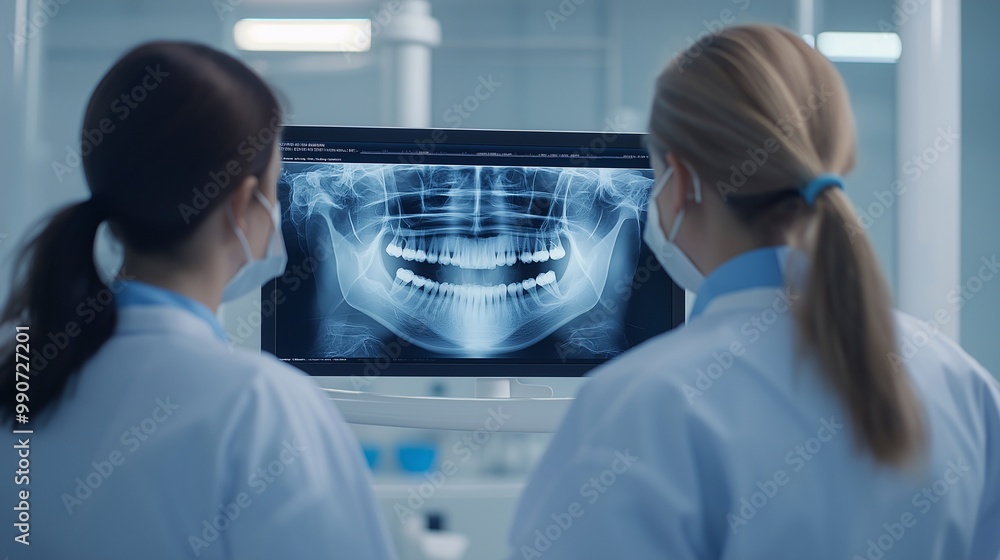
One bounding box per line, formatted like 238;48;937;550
261;126;685;377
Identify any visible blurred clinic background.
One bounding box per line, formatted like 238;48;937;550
1;1;998;558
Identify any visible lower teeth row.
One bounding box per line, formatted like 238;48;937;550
395;268;557;297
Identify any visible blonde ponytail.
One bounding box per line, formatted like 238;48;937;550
798;189;924;465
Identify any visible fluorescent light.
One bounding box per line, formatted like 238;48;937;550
801;34;815;48
816;32;902;63
234;18;372;52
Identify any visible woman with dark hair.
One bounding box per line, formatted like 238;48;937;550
0;42;396;559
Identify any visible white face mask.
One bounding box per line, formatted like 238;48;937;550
642;162;705;293
222;190;288;302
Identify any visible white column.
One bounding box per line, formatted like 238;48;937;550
379;0;440;127
896;0;962;340
0;0;32;297
797;0;816;39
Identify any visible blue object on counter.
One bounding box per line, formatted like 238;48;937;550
361;444;381;470
397;443;437;473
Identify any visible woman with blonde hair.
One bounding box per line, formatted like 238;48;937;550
508;24;999;559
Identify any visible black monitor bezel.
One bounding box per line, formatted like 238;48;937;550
261;125;686;377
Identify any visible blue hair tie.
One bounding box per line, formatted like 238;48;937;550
800;173;844;205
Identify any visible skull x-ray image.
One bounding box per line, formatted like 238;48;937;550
279;162;658;359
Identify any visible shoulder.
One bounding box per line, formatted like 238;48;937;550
209;348;340;427
193;349;358;474
103;310;340;432
893;310;999;394
891;311;1000;467
167;340;323;404
119;306;328;406
568;320;745;446
582;316;751;408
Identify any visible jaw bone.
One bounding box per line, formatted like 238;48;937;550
286;163;651;355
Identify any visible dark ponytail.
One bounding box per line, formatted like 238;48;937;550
0;41;281;424
1;201;115;423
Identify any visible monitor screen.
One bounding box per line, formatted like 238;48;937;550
261;126;685;377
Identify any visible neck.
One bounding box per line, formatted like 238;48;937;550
121;251;226;312
686;210;765;277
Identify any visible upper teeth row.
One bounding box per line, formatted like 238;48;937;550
395;268;557;296
386;236;566;270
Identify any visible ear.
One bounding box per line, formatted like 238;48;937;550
228;174;259;237
665;152;694;215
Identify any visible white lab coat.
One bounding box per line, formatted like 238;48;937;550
3;305;396;560
508;287;1000;559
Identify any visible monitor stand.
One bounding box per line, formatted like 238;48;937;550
475;378;554;398
321;378;569;432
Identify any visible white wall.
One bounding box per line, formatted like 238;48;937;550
960;0;1000;375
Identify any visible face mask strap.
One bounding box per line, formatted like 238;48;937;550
226;205;254;265
253;190;275;213
228;190;279;260
679;159;703;204
667;208;686;242
656;160;702;243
